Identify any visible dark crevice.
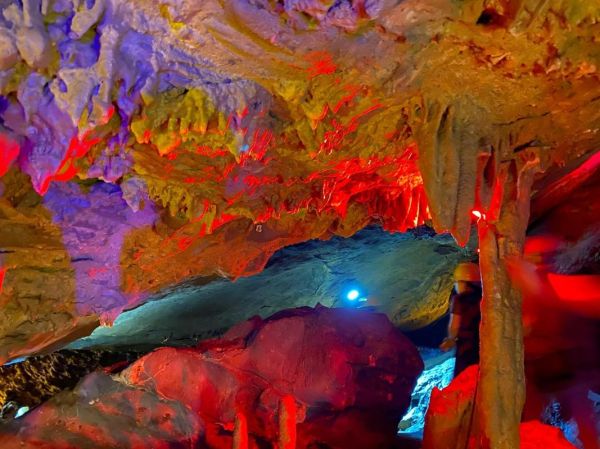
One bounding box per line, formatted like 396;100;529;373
70;257;93;263
0;349;142;421
476;8;507;27
483;146;496;191
438;105;451;134
493;111;551;126
513;140;542;153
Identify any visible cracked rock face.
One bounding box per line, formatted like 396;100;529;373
0;0;599;359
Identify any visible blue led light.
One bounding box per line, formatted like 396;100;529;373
346;289;360;301
15;407;29;419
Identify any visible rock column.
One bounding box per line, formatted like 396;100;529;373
474;155;541;449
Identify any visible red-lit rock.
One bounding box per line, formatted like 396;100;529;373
423;367;580;449
520;421;577;449
422;364;478;449
0;306;423;449
0;372;205;449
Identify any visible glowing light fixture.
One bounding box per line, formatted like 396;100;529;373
15;407;29;418
346;289;360;301
472;210;487;221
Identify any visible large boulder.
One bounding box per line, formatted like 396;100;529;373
0;306;423;449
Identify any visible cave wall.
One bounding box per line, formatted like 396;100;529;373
0;0;599;361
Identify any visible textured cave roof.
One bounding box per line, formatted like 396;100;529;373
67;226;471;352
0;0;599;361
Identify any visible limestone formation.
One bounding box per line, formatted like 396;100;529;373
1;0;600;447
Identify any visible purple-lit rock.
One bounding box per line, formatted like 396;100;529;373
58;35;101;69
43;181;156;322
0;27;19;70
9;74;76;194
120;177;150;212
87;143;132;183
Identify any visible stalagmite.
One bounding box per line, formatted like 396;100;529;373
233;411;249;449
279;395;297;449
422;365;479;449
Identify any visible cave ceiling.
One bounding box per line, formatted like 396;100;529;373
0;0;600;361
68;226;470;352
